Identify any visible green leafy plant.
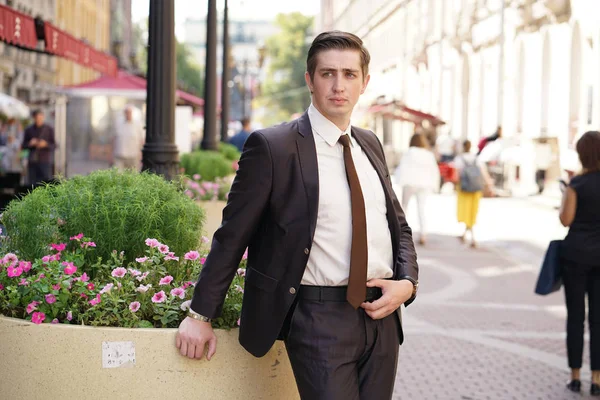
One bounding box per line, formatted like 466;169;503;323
218;142;241;161
1;169;204;264
0;236;245;329
180;150;235;182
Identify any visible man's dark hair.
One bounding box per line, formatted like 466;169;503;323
241;118;250;128
463;140;472;152
576;131;600;172
32;109;43;118
306;31;370;82
409;133;428;149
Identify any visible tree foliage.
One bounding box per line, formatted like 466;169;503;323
258;13;314;126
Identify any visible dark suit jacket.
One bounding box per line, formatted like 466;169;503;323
190;111;419;357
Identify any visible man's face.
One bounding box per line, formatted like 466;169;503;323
34;113;45;126
125;108;133;121
305;49;369;127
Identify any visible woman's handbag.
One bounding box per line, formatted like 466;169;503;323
535;240;563;295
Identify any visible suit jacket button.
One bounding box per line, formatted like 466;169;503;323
289;287;296;295
304;248;309;255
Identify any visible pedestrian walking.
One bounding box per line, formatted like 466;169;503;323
22;110;55;186
455;139;492;248
559;131;600;396
394;132;440;246
176;30;419;400
112;106;145;170
228;117;252;152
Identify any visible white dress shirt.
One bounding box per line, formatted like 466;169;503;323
301;104;394;286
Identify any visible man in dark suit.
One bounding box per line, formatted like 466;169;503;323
177;31;419;399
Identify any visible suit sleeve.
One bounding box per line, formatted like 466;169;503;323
190;131;273;318
374;135;419;305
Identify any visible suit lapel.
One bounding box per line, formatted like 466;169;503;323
351;128;401;269
296;112;319;239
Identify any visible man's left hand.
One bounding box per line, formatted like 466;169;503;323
361;279;414;320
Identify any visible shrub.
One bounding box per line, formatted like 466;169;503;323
0;236;245;329
1;169;204;264
218;142;241;161
180;150;235;182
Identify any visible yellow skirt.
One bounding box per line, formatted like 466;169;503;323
456;188;482;228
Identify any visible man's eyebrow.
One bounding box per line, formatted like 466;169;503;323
317;67;360;73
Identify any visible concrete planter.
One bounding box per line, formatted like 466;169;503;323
197;200;227;239
0;316;298;400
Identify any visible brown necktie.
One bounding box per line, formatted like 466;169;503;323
338;134;368;309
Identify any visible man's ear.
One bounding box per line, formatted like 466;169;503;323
361;74;370;95
305;71;314;94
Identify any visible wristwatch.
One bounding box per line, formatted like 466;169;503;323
187;308;212;323
400;276;419;297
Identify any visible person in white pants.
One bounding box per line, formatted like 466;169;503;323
394;133;441;245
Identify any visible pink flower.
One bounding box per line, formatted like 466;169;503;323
158;244;170;254
237;318;241;326
50;253;61;262
129;301;141;312
19;261;32;272
51;318;59;324
201;236;210;243
135;257;149;263
200;257;207;265
80;293;88;299
41;255;51;263
136;284;152;293
182;281;194;289
0;283;4;290
70;233;84;241
237;268;246;277
232;160;239;171
18;278;29;286
111;267;127;278
184;251;200;261
51;243;66;252
193;174;201;180
88;294;101;306
164;253;179;261
62;262;77;275
26;301;40;314
151;291;166;303
80;273;90;282
170;287;185;299
31;312;46;324
66;311;73;321
136;271;150;282
7;265;23;278
235;285;244;293
242;249;248;260
52;284;61;290
128;268;142;276
35;273;46;283
3;253;18;266
145;238;160;248
45;294;57;304
86;283;95;291
81;241;96;248
159;275;173;286
99;283;114;294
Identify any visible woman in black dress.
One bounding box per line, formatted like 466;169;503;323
560;131;600;395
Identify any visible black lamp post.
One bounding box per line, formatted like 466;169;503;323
201;0;218;150
142;0;179;179
220;0;231;143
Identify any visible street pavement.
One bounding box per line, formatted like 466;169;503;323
392;190;591;399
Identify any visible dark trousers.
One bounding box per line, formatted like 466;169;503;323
284;296;399;400
563;263;600;370
27;163;52;186
535;169;547;194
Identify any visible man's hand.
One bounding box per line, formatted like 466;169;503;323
361;279;414;320
176;317;218;360
37;139;48;149
29;138;39;147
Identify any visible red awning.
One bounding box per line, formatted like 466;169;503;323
0;4;38;49
368;100;445;126
44;22;117;77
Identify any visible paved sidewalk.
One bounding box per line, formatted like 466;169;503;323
392;232;588;399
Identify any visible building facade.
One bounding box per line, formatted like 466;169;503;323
0;0;56;105
109;0;133;71
321;0;599;194
55;0;111;86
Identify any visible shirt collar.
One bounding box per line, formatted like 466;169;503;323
308;103;353;147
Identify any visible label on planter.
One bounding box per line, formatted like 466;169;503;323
102;341;136;368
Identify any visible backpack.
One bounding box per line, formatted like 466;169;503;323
459;157;484;192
